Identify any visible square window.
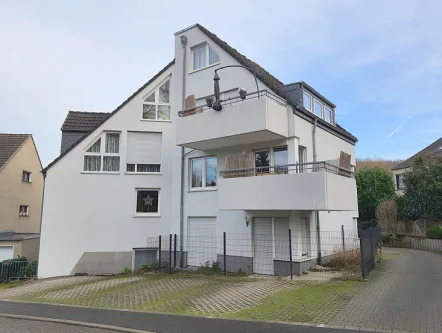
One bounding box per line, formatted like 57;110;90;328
136;190;159;214
84;155;101;171
103;156;120;172
157;105;170;120
143;105;157;119
19;205;29;217
303;92;312;111
314;100;323;117
22;171;31;183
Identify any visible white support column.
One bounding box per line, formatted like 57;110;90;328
288;137;299;174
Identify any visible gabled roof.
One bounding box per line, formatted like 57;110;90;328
392;137;442;170
196;24;357;143
0;133;30;170
43;59;175;174
61;111;111;132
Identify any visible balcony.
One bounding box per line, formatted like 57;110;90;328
176;90;288;150
218;162;358;211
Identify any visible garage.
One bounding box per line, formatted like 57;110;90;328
187;217;217;267
0;246;14;262
253;217;274;275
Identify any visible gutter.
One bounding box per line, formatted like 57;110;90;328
36;171;46;277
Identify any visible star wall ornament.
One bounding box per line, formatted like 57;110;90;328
143;195;154;206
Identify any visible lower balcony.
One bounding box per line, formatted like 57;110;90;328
218;162;357;211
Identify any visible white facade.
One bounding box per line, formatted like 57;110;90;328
38;24;358;278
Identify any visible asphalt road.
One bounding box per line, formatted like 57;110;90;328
0;301;373;333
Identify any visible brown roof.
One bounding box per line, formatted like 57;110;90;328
43;59;175;173
196;24;357;143
0;134;30;170
392;137;442;170
61;111;111;132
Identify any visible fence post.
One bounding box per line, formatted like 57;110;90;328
223;232;227;276
174;234;177;268
288;228;293;280
169;234;172;274
360;237;366;279
158;235;162;269
341;225;345;251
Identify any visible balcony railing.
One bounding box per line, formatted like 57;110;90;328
220;161;354;179
178;89;287;117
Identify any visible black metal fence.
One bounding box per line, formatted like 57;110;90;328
0;259;37;283
359;226;382;279
137;228;361;279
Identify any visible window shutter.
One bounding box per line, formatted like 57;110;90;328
127;132;162;164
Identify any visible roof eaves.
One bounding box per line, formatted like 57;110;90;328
299;81;336;108
43;59;175;174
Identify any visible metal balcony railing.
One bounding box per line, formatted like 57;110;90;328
220;161;354;179
178;89;287;117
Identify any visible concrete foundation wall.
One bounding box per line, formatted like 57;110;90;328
217;254;253;274
71;251;132;275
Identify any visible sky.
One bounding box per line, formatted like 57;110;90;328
1;0;442;167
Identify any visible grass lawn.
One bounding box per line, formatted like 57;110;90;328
0;282;24;290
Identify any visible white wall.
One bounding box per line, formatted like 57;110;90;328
39;65;177;278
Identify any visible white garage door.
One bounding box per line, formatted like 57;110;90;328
187;217;216;267
0;246;14;262
253;217;274;275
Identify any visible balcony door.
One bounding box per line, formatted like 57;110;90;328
254;146;288;175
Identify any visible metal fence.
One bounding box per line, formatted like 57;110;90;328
359;227;381;279
138;229;361;279
0;260;37;283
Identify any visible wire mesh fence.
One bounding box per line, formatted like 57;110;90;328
0;259;37;283
139;228;363;279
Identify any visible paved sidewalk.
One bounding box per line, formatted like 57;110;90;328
0;317;120;333
332;248;442;332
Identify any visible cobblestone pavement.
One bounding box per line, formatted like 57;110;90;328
332;248;442;333
0;317;121;333
0;273;359;324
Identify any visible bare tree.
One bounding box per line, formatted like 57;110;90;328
376;200;398;234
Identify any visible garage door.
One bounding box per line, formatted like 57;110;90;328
253;217;274;275
0;246;13;262
187;217;216;267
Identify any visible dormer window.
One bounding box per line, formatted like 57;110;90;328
192;43;220;71
303;90;334;124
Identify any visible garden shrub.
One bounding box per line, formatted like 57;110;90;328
426;226;442;239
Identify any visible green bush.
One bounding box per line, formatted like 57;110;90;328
0;257;36;283
120;267;132;275
426;226;442;239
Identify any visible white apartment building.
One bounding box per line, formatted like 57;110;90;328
38;24;359;278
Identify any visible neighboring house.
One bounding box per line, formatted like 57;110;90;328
0;134;43;261
38;24;359;278
392;137;442;194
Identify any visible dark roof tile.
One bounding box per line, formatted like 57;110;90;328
61;111;111;132
392;137;442;170
0;134;30;169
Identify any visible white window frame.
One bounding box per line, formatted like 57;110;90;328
191;43;221;72
133;188;160;217
253;146;288;174
303;91;313;111
324;106;333;124
19;205;29;217
126;163;161;174
189;156;217;191
313;99;323;118
83;132;121;173
22;171;32;183
142;77;171;121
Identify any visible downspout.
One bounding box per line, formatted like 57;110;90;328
179;35;187;268
312;117;322;264
36;172;46;277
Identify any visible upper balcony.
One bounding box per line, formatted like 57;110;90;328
176;90;288;151
218;162;358;211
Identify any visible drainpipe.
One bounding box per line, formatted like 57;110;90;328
312;118;322;264
179;35;187;268
36;172;46;277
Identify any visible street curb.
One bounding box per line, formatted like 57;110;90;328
0;313;155;333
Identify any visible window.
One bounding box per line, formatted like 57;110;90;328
22;171;31;183
135;189;159;215
142;79;171;120
84;133;120;172
324;107;332;123
396;174;405;190
126;132;162;173
19;205;29;217
303;92;312;111
190;157;217;189
314;100;323;117
298;146;307;173
273;146;288;173
254;150;270;174
192;44;220;70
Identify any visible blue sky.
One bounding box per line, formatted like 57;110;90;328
1;0;441;166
